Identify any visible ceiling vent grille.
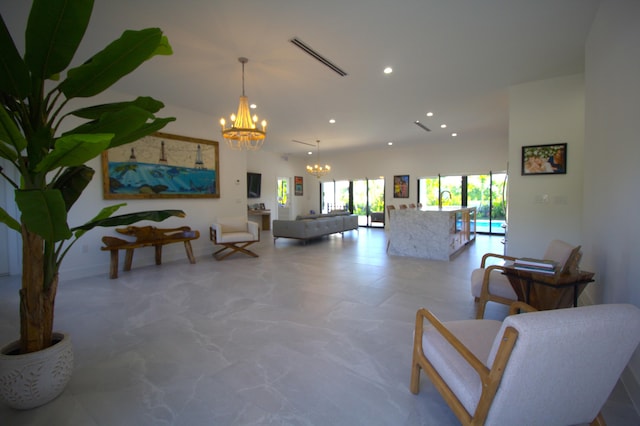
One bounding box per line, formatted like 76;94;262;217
289;37;348;77
414;121;431;132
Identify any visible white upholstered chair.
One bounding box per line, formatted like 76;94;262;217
471;239;580;319
410;302;640;426
210;218;260;260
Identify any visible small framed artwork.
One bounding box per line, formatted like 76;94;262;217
259;203;266;210
393;175;409;198
522;143;567;175
294;176;303;196
102;132;220;198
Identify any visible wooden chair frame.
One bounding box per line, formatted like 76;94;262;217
410;302;607;426
474;252;517;319
209;226;259;260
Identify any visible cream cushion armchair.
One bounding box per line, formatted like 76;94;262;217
471;239;579;318
410;302;640;426
210;217;260;260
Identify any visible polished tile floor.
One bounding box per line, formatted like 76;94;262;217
0;229;638;425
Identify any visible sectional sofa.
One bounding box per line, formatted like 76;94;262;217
272;211;358;243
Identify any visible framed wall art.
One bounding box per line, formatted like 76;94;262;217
294;176;303;196
393;175;409;198
521;143;567;175
102;132;220;199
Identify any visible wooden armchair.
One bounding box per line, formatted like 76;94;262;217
210;218;260;260
471;239;580;318
410;302;640;426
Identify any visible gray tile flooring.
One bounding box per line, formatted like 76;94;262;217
0;229;638;425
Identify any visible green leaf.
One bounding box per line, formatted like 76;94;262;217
73;203;125;238
15;189;72;242
72;209;185;232
65;105;152;137
24;0;94;79
155;35;173;56
59;28;168;99
68;96;165;119
34;133;112;173
0;205;21;233
52;165;95;211
0;15;31;98
0;99;27;161
109;117;176;148
63;105;175;149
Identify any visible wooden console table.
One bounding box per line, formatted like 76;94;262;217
503;266;595;311
101;226;199;279
248;209;271;230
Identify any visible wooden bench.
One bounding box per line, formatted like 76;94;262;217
101;226;200;279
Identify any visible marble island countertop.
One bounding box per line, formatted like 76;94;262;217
388;206;476;260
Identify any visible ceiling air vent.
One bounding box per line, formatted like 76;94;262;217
289;37;348;77
414;121;431;132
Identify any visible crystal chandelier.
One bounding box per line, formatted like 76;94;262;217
219;57;267;150
306;140;331;178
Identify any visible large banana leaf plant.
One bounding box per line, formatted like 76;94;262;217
0;0;184;354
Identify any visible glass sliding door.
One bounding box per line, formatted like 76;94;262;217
322;178;385;227
418;177;439;207
467;175;490;232
368;178;385;227
418;173;507;235
353;178;385;227
353;180;368;226
439;175;462;207
322;180;350;213
490;173;507;235
463;173;507;234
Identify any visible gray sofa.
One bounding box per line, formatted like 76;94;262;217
272;211;358;242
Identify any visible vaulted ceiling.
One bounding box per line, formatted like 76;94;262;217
2;0;600;157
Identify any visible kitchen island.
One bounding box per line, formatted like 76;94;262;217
388;206;476;260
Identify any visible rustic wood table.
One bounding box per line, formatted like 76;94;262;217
502;266;595;310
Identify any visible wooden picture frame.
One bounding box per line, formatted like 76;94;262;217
393;175;409;198
102;132;220;199
294;176;303;196
521;143;567;175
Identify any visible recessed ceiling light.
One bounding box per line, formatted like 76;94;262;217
451;133;458;137
383;67;393;74
250;104;257;109
388;141;393;146
440;124;447;128
426;112;434;117
329;119;336;124
308;151;313;155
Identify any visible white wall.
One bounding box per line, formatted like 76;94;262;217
584;0;640;408
507;74;586;257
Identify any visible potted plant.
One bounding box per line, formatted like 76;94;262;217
0;0;184;408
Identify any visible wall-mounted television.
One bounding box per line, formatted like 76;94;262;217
247;172;261;198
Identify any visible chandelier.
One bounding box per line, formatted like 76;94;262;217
219;57;267;150
306;140;331;178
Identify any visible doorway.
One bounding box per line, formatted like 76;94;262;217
353;178;385;227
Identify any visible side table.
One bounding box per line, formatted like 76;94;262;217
502;266;595;310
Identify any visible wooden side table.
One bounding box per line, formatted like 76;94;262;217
502;266;595;310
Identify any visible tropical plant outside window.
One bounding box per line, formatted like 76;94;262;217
277;178;288;206
418;173;506;234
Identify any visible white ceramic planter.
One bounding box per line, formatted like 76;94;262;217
0;332;73;410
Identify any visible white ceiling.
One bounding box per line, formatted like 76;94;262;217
2;0;600;157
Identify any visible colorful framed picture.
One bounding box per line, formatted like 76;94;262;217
393;175;409;198
102;132;220;198
522;143;567;175
294;176;303;196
